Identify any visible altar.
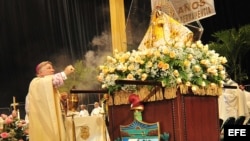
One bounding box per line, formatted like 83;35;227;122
107;90;220;141
65;116;110;141
70;85;221;141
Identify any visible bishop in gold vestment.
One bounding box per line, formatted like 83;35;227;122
27;61;75;141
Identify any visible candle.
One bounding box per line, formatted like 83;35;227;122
0;117;3;130
13;96;16;110
17;109;20;119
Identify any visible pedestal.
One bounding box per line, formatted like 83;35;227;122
108;91;220;141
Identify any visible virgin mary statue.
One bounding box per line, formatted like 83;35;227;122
138;8;193;50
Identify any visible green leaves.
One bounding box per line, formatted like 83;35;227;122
209;24;250;83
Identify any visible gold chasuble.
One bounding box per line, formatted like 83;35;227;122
28;75;66;141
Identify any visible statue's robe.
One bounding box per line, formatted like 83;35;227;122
138;9;193;50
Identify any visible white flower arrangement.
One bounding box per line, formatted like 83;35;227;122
97;40;227;95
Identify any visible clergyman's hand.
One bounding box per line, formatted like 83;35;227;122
64;65;75;76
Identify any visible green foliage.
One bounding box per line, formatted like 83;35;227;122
209;24;250;83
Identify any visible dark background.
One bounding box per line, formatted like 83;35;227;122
1;0;250;109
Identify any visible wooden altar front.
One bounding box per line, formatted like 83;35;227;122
107;91;220;141
70;82;221;141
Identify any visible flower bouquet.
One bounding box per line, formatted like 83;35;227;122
97;40;228;96
0;110;28;141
